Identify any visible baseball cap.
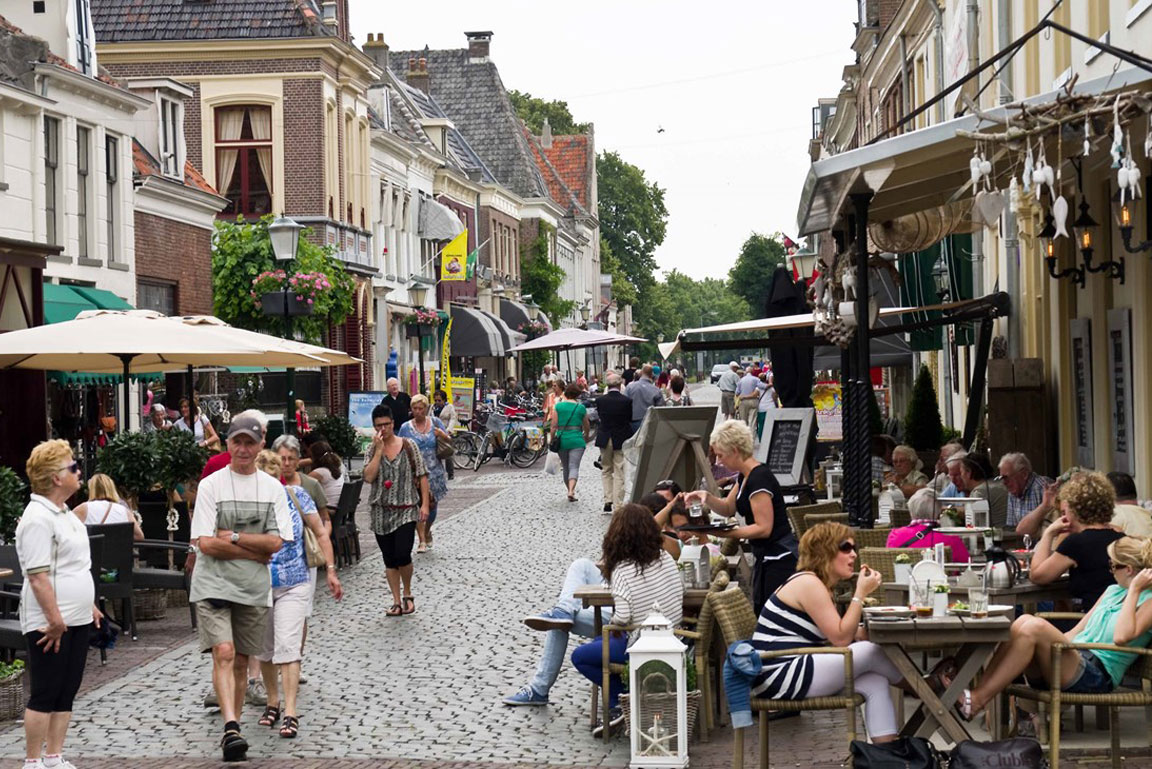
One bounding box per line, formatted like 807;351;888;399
227;414;264;442
729;361;740;368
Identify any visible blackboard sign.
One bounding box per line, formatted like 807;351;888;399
755;408;815;486
1069;318;1094;467
767;420;803;476
1108;309;1133;474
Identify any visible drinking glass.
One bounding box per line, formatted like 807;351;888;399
969;587;989;619
911;578;934;617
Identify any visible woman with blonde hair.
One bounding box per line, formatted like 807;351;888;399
294;399;310;435
399;393;450;553
685;419;797;612
73;473;144;541
748;522;904;743
18;440;102;769
958;535;1152;719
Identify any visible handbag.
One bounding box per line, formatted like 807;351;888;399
435;425;454;460
286;487;326;568
850;737;942;769
948;738;1046;769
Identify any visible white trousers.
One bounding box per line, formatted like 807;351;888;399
804;641;903;739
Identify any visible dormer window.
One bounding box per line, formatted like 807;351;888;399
159;97;182;177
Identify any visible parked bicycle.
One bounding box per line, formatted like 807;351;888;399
452;403;546;470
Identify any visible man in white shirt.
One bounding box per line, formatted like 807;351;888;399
190;411;292;763
716;361;741;420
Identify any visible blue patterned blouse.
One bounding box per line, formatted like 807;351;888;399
269;484;318;589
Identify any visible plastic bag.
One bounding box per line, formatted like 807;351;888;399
543;451;562;476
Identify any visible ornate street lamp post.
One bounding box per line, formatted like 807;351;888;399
265;214;305;435
408;279;430;395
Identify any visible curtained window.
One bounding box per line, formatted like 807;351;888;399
215;105;272;217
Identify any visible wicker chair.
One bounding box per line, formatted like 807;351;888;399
804;512;850;530
1006;641;1152;769
887;508;912;528
708;587;862;769
675;571;734;741
787;501;843;539
858;547;950;582
852;528;893;549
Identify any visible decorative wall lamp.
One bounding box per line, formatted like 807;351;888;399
1074;197;1125;283
1118;200;1152;254
931;252;950;301
1039;212;1086;288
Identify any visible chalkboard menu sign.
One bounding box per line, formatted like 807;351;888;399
1069;319;1094;468
755;408;815;486
1108;309;1134;474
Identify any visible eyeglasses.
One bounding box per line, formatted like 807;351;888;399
838;540;857;554
373;421;394;430
57;461;79;476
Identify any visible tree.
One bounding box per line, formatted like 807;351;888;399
211;215;355;343
904;364;945;451
507;90;590;135
599;238;636;308
597;151;668;296
727;233;787;315
520;222;575;325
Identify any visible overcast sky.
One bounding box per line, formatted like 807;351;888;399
350;2;857;281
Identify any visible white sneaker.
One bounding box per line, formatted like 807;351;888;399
43;758;78;769
245;677;267;706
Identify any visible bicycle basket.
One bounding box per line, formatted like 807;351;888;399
486;412;508;432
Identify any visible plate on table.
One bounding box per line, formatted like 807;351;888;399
864;606;914;618
910;559;947;586
949;604;1014;617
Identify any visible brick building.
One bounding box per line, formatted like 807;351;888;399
92;0;382;415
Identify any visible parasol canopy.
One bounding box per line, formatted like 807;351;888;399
508;327;646;353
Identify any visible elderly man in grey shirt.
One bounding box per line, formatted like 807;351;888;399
625;363;664;434
717;361;741;419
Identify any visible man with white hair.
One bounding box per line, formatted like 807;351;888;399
735;366;761;430
930;441;964;495
716;361;741;420
380;378;412;431
998;452;1055;538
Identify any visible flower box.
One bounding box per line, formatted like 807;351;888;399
260;291;313;317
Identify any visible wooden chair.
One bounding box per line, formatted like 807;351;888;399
852;528;893;549
858;547;951;582
787;501;842;539
708;585;863;769
1006;641;1152;769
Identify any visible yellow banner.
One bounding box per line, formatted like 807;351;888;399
440;231;468;281
440;317;452;400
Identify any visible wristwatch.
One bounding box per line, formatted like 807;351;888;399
230;532;241;544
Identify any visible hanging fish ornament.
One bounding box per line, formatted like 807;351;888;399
1111;95;1124;168
1009;176;1020;209
1053;195;1070;239
970;150;983;188
1022;143;1034;193
1119;158;1131;206
1083;117;1092;157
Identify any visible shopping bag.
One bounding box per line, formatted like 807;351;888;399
543;451;562;476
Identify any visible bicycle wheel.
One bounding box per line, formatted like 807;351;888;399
452;433;480;470
475;433;494;470
509;431;543;468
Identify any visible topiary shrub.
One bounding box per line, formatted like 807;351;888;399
95;431;159;507
311;414;361;459
153;429;209;494
0;467;28;543
904;364;945;451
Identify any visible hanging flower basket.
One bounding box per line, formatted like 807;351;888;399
259;291;313;317
252;269;331;317
518;320;550;339
402;308;440;336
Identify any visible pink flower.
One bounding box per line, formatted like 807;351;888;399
307;298;314;305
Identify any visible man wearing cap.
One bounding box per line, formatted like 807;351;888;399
190;410;292;762
717;361;741;420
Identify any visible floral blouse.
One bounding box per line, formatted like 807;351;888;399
366;438;427;536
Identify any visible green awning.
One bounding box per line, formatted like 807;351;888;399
68;285;133;311
897;233;975;351
42;283;97;324
48;370;162;387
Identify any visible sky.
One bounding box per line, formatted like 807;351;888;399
349;1;858;282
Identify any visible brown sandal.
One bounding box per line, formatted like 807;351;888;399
258;705;280;727
279;715;299;738
402;595;416;615
386;603;403;617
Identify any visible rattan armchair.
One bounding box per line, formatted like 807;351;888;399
858;547;950;582
887;508;912;528
674;572;733;741
804;512;850;530
852;528;893;549
787;501;843;539
1007;641;1152;769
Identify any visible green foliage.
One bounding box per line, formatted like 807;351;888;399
96;432;159;502
597;151;668;297
311;414;361;460
904;365;945;451
0;466;29;543
508;90;590;135
520;222;575;325
727;233;787;315
0;658;24;681
630;269;753;360
599;238;636;308
153;430;209;494
211;215;355;343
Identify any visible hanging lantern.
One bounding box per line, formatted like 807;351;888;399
628;606;689;769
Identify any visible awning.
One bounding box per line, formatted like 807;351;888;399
481;310;526;351
449;305;506;357
418;197;466;241
796;66;1152;236
499;298;533;333
43;283;97;324
42;284;161;385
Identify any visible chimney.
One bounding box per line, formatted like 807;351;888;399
407;57;429;94
465;30;492;62
363;32;389;74
540;117;552;149
320;1;337;28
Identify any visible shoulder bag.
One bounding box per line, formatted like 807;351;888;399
850;737;942;769
549;404;576;454
948;738;1046;769
433;419;454;460
285;487;325;568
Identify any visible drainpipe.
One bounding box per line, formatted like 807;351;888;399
921;0;945;123
998;0;1021;358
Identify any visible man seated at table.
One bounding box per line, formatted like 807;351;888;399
930;441;965;496
501;484;692;707
956;454;1010;529
1109;472;1152;538
999;452;1056;539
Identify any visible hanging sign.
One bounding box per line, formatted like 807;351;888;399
440;317;453;400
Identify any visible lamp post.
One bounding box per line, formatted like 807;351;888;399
266;214;304;435
408;279;430;395
931;252;950;300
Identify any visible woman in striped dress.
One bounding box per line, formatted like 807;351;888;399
750;522;905;743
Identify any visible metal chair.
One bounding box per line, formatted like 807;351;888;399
88;522;137;641
133;539;196;629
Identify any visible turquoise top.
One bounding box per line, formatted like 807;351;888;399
552;400;587;451
1074;584;1152;686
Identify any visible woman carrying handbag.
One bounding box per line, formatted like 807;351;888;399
550;383;591;502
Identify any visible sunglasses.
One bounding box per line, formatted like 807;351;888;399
59;461;80;475
654;480;677;490
1110;561;1130;572
838;540;857;554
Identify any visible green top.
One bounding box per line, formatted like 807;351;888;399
552;400;587;451
1075;584;1152;686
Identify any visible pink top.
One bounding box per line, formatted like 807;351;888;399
885;524;971;562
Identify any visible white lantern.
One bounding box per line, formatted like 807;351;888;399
628;605;689;769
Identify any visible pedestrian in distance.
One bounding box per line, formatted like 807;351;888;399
433;389;458;481
252;451;341;740
399;394;451;554
294;399;310;435
754;372;778;440
363;404;430;617
624;363;664;435
175;397;222;452
736;366;760;430
73;472;145;540
380;377;413;431
716;361;741;420
142;402;171;434
189;411;292;762
665;375;693;406
550;382;591;503
594;373;633;513
17;440;103;769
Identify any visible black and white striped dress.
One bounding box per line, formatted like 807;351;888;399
749;572;827;700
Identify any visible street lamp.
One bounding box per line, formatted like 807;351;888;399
1039;211;1086;288
266;214;305;435
931;252;949;300
408;279;431;395
580;302;591;323
1074;197;1124;283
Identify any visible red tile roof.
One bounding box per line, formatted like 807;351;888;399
541;134;591;211
133;139;219;195
522;126;584;215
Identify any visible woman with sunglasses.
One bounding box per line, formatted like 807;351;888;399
685;419;797;613
17;440;103;769
748;522;904;743
957;535;1152;720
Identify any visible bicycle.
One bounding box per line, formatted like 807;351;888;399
452;405;545;470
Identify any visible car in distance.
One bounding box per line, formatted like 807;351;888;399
710;363;730;384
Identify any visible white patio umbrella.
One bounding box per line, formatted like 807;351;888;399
507;327;647;353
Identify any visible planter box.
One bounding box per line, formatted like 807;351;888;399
405;324;435;338
261;291;313;317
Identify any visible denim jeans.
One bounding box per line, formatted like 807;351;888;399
527;558;613;698
572;634;629;709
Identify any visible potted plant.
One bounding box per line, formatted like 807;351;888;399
0;467;28;545
95;432;159;512
401;307;440;338
251;269;328;317
904;364;945;470
0;659;25;720
311;414;364;464
893;553;913;584
619;657;702;742
940;505;965;528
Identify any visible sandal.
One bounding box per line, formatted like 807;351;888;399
403;595;416;615
926;656;958;695
386;603;403;617
955;689;982;722
221;729;248;762
279;715;299;738
416;542;427;554
258;705;281;727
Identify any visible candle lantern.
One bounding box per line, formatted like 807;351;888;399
628;606;689;769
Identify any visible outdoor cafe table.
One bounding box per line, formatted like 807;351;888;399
865;614;1012;744
572;583;712;633
882;576;1069;611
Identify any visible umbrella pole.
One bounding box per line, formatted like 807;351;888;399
118;354;137;434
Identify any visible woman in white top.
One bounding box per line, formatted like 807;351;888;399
174;397;220;451
308;441;346;513
73;473;144;541
17;440;103;769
